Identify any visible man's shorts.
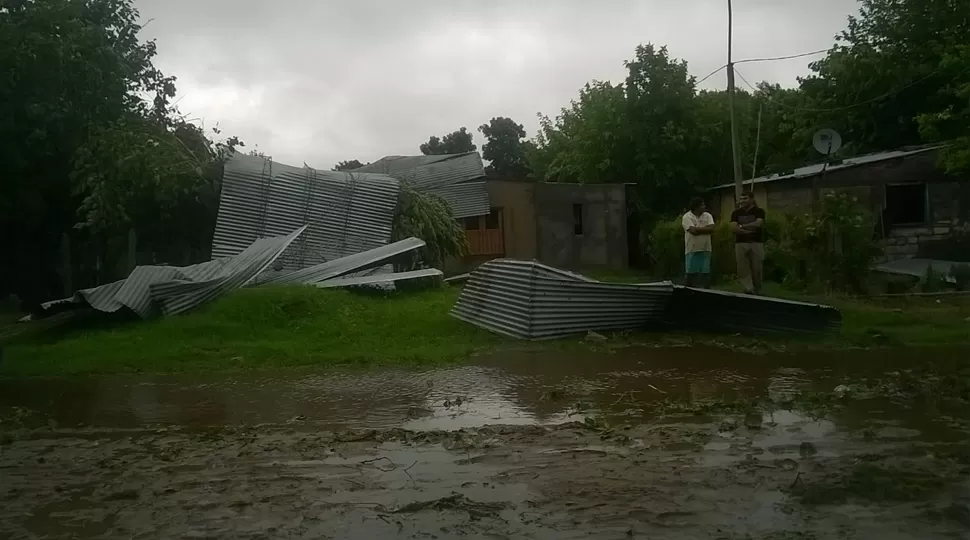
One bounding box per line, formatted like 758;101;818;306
685;251;711;274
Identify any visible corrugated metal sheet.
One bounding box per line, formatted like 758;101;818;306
664;286;842;335
427;181;490;219
709;145;944;191
43;227;306;319
353;152;490;218
212;153;399;267
212;151;489;268
451;259;674;340
150;226;306;316
313;268;443;289
258;237;426;286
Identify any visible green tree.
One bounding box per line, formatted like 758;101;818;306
332;159;365;171
0;0;177;303
478;117;531;177
419;127;476;155
799;0;970;164
530;45;707;223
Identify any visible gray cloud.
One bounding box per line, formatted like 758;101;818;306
136;0;859;168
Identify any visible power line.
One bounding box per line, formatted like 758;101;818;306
734;64;960;113
696;64;726;85
734;48;829;65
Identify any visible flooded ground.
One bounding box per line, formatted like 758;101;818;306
2;347;968;539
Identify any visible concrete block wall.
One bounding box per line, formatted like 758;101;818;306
882;221;958;260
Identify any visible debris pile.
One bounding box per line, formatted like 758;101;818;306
41;231;438;319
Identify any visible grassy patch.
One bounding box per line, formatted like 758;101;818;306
3;278;969;376
1;286;501;376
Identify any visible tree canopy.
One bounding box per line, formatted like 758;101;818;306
333;159;365;171
0;0;239;304
419;127;476;155
528;0;970;225
478;117;532;178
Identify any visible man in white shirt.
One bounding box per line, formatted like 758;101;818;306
681;197;716;288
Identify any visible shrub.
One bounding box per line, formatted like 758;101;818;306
647;193;881;293
777;193;881;293
391;186;468;270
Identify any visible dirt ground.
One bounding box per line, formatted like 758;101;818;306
2;413;968;540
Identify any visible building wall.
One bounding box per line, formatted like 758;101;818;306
708;151;966;261
535;183;628;269
486;180;537;259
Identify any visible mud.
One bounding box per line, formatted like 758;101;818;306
1;347;968;538
1;417;967;539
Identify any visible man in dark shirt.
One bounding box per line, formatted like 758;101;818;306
730;191;766;294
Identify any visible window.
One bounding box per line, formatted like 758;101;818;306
885;184;927;225
485;207;501;230
463;216;481;231
573;203;584;235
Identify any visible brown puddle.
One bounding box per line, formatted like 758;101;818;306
1;346;967;434
1;347;968;539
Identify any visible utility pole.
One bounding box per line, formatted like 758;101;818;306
727;0;744;202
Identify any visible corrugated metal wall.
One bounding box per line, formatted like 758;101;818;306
212;154;399;270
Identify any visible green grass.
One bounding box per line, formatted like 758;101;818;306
2;279;968;377
1;286;502;376
715;281;970;347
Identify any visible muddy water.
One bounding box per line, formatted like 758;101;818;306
2;347;969;539
1;346;967;434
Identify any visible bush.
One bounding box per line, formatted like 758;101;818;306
392;186;468;270
647;193;881;293
774;193;881;293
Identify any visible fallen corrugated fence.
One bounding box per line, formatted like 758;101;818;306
664;286;842;335
450;259;674;340
43;227;306;319
40;229;433;319
451;260;842;339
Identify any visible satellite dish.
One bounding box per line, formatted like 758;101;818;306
813;129;842;156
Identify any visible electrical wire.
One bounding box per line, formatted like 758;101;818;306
696;64;727;85
733;65;960;113
734;48;829;65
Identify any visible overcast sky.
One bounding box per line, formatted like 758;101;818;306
136;0;859;168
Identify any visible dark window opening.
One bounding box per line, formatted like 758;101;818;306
485;207;501;230
463;216;481;231
885;184;927;226
573;203;584;235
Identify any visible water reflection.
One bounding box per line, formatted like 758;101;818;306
1;347;966;440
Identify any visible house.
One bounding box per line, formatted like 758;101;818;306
707;145;967;260
449;179;630;272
